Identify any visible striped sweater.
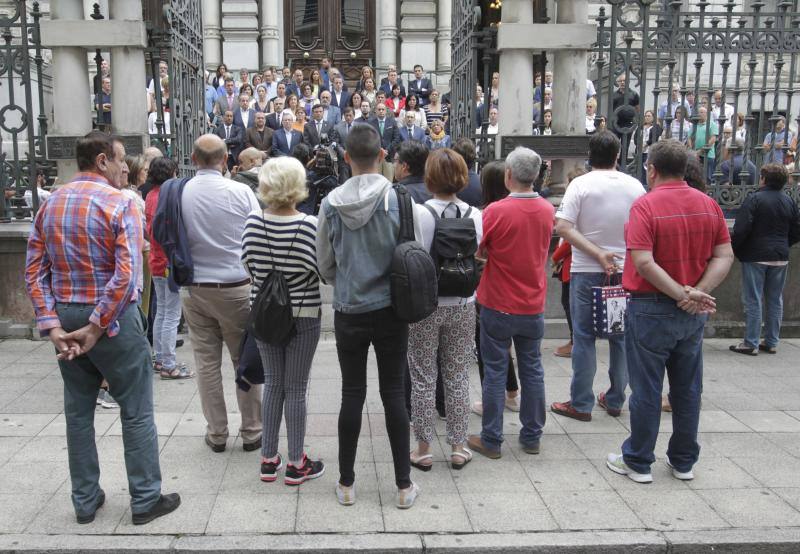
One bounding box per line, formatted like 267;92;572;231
241;211;321;318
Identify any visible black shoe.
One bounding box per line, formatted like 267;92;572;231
175;339;184;349
76;489;105;524
260;453;283;482
132;493;181;525
284;455;325;485
205;434;226;453
243;438;262;452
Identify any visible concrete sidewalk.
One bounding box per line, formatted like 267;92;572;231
2;337;800;552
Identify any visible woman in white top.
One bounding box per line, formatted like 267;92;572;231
399;94;428;130
408;148;483;472
585;98;597;134
240;157;325;486
669;105;693;144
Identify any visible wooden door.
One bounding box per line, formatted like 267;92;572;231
284;0;376;86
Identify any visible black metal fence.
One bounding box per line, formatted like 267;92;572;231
0;0;52;221
595;0;800;209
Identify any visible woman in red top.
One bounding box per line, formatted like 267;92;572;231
144;157;193;380
385;83;406;117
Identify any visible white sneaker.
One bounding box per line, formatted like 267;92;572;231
97;389;119;409
471;401;483;416
396;482;420;509
505;396;520;412
606;453;653;483
666;459;694;480
335;483;355;506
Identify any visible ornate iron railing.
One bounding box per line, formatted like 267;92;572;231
0;0;52;221
594;0;800;209
144;0;207;176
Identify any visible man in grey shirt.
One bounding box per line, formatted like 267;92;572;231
181;134;263;453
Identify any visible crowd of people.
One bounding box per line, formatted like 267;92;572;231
18;58;800;524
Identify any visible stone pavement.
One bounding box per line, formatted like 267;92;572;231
2;336;800;552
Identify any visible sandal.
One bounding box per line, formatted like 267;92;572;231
410;450;433;472
160;363;195;380
729;343;757;356
758;343;777;354
153;361;163;373
450;447;473;470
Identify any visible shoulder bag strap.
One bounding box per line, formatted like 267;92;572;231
393;184;415;243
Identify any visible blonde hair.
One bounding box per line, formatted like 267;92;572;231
258;156;308;207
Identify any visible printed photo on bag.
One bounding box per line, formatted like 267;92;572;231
606;297;626;335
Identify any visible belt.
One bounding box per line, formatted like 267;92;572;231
629;292;675;302
190;278;250;289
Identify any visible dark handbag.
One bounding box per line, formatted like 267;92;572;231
235;329;263;391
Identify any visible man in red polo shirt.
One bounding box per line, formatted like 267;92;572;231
467;146;555;459
606;139;733;484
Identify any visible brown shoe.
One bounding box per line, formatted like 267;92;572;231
466;434;501;459
597;392;622;417
550;400;592;422
554;341;573;358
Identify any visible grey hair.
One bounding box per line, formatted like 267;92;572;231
505;146;542;185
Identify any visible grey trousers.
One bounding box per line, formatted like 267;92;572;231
56;303;162;517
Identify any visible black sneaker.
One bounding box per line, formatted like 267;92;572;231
284;455;325;486
131;493;181;525
260;454;283;482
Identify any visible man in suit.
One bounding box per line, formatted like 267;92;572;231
398;111;426;143
271;110;304;157
329;76;351;110
370;103;401;182
379;68;406;98
303;104;339;148
334;107;356;146
409;64;433;106
214;78;237;118
233;94;256;131
213;110;244;171
245;112;274;154
287;69;305;98
265;98;285;131
319;90;341;127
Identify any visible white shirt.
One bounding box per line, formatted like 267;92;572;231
711;102;735;126
181;169;261;283
284;128;293;150
241;110;250;128
147;111;171;134
556;170;645;273
415;198;483;305
24;187;51;208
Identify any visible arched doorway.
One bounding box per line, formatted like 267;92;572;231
284;0;376;85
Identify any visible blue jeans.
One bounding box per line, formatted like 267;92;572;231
152;276;182;369
621;297;706;474
741;262;788;349
569;272;628;413
480;307;545;450
55;303;162;517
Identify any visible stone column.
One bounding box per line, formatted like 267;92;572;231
377;0;398;74
50;0;92;180
109;0;148;153
221;0;259;71
399;0;438;83
436;0;451;75
497;0;535;157
259;0;281;69
551;0;589;187
203;0;222;70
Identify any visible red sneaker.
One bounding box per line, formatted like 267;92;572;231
550;400;592;422
597;392;622;417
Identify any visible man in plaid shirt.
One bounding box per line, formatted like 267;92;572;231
25;131;180;526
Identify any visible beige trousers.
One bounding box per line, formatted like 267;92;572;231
183;284;262;444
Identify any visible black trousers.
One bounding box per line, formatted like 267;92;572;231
476;304;519;392
562;280;573;339
335;308;411;489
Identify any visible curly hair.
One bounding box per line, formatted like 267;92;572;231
258;156;308;208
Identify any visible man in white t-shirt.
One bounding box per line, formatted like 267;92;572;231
550;131;645;422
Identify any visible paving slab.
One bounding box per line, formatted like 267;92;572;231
539;490;644;530
616;489;729;530
696;488;800;527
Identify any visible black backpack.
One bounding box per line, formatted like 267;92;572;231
423;203;480;298
247;217;308;346
390;185;438;323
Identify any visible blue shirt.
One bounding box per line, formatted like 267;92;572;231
205;85;216;115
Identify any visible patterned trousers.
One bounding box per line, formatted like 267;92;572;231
408;303;475;446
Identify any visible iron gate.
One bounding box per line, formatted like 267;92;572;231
144;0;207;176
0;0;51;221
595;0;800;208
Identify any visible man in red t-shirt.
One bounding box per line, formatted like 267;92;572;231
467;147;555;459
606;140;733;484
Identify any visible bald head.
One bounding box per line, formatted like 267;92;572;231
143;146;164;163
238;147;264;170
192;134;227;170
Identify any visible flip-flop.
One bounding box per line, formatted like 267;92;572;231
160;364;195;380
410;451;433;472
729;344;757;356
450;448;473;470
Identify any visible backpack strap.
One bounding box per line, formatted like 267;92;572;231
423;203;439;219
393;184;415;243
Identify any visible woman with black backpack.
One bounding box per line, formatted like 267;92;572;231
241;156;325;486
408;148;483;471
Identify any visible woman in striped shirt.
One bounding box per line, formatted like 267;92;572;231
241;156;324;486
